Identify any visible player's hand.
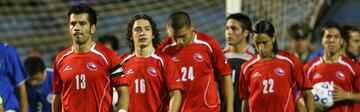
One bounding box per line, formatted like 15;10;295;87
314;103;325;112
333;85;350;102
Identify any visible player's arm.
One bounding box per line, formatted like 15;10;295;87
0;96;4;112
302;89;315;112
333;86;360;103
296;97;306;112
17;83;28;112
169;90;182;112
52;93;61;112
116;86;129;111
241;99;249;112
219;75;234;112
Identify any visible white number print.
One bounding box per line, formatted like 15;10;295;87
75;74;86;90
181;66;195;81
135;78;146;93
262;79;274;94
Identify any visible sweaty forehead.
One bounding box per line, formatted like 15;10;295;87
133;19;151;27
253;33;272;41
70;13;89;22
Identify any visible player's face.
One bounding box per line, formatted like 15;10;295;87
132;19;154;49
290;38;311;54
347;31;360;56
225;19;247;46
28;71;46;86
69;13;95;45
253;33;275;58
322;28;343;54
167;25;193;39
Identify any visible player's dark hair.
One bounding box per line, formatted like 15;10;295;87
287;23;311;40
227;13;252;42
168;11;191;30
341;25;359;60
253;20;279;53
126;14;160;51
97;35;119;51
68;4;97;26
320;21;341;38
341;25;359;44
24;56;45;76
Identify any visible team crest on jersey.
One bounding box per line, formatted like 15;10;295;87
274;67;285;76
87;62;97;71
336;71;345;80
313;73;322;79
147;67;157;76
193;53;204;62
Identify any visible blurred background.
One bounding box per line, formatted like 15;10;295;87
0;0;359;67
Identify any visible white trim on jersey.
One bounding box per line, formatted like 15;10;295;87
161;42;177;52
284;82;296;112
338;57;356;76
306;58;323;77
193;33;213;53
275;54;295;68
150;51;165;67
57;47;74;65
204;75;217;108
120;53;135;65
243;56;260;74
98;75;111;112
90;43;109;65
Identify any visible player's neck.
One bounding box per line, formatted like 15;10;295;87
135;45;155;58
260;53;276;61
322;51;340;63
231;41;248;54
176;32;194;47
74;40;94;53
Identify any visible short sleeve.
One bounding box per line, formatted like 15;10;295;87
52;58;63;94
238;64;250;99
5;47;27;86
209;38;232;76
353;63;360;92
163;57;183;91
292;55;312;90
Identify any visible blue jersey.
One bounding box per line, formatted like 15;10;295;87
26;68;53;112
0;43;27;111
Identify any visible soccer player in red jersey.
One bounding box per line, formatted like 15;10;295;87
304;22;360;112
239;21;314;112
120;14;183;112
52;4;129;112
159;11;234;112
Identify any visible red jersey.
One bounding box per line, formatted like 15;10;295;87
304;56;360;112
53;43;125;112
120;50;183;112
159;32;232;112
239;50;312;112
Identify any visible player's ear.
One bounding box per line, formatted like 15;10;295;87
190;24;194;31
90;25;96;34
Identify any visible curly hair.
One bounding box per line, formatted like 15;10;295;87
125;14;160;51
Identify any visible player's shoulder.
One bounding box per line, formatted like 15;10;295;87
241;55;260;72
340;56;360;68
304;57;322;69
93;42;115;54
153;49;172;60
195;32;218;44
55;46;73;61
119;51;135;64
159;37;176;49
0;43;18;55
